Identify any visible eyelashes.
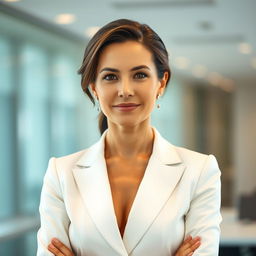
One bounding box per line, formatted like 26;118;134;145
103;74;117;81
135;72;148;79
102;72;148;81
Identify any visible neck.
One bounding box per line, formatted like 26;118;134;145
105;122;154;160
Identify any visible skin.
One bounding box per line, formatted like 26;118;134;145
48;236;201;256
92;41;168;160
48;41;201;255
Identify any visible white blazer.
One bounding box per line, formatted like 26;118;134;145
37;127;222;256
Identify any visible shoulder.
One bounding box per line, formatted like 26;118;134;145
173;143;220;172
154;127;219;171
155;126;220;177
50;134;103;171
176;145;219;167
55;148;87;167
43;149;86;182
172;145;221;187
48;144;94;176
174;145;210;166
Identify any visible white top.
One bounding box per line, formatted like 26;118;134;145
37;127;222;256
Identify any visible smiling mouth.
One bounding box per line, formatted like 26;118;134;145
112;103;141;111
113;103;140;107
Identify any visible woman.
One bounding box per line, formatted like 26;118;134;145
37;19;222;256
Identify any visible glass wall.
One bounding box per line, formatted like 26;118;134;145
0;35;16;220
0;10;98;255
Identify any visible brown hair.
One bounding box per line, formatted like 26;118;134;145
77;19;171;135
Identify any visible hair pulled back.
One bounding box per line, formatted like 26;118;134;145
77;19;171;135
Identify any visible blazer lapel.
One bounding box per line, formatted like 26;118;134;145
72;131;128;256
122;128;186;255
72;127;185;256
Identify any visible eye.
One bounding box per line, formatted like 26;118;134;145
134;72;148;79
103;74;118;81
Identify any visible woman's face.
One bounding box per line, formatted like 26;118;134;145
91;40;168;128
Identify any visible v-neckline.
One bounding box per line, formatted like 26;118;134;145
72;126;185;256
105;156;151;240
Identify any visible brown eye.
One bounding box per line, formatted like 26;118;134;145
103;74;117;81
134;72;148;79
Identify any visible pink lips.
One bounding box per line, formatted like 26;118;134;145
113;103;141;112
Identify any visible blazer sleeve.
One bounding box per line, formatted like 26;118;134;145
37;157;71;255
185;154;222;256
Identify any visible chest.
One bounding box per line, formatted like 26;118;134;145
68;152;189;255
106;158;149;238
68;162;187;256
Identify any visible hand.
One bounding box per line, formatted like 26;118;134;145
175;235;201;256
48;238;74;256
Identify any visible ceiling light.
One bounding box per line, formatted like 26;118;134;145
251;57;256;69
4;0;20;2
207;72;222;86
238;43;252;54
174;56;190;69
192;65;207;78
85;26;100;38
54;14;76;25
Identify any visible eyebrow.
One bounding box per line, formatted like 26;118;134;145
99;65;150;73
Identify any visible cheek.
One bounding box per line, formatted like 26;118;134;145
97;90;115;113
141;88;157;103
97;88;112;102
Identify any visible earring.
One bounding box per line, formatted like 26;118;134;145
156;94;161;109
96;100;101;112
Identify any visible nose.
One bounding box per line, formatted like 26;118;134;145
118;79;134;98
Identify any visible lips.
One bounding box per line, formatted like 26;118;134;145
112;103;141;112
113;103;140;107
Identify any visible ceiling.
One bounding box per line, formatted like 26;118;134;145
2;0;256;90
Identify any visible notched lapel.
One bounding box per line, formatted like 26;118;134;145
72;133;128;256
123;128;186;255
72;127;186;256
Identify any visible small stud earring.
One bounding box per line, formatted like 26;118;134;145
96;101;101;112
156;94;161;109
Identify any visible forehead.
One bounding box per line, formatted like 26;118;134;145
97;41;154;72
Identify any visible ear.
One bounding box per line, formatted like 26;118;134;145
89;83;98;99
157;71;169;96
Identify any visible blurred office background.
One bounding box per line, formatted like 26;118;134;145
0;0;256;255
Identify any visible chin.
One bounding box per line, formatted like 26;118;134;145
111;118;142;128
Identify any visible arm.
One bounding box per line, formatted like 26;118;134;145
37;157;72;256
49;235;201;256
185;154;222;255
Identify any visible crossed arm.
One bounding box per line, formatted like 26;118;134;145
38;155;221;256
47;235;202;256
